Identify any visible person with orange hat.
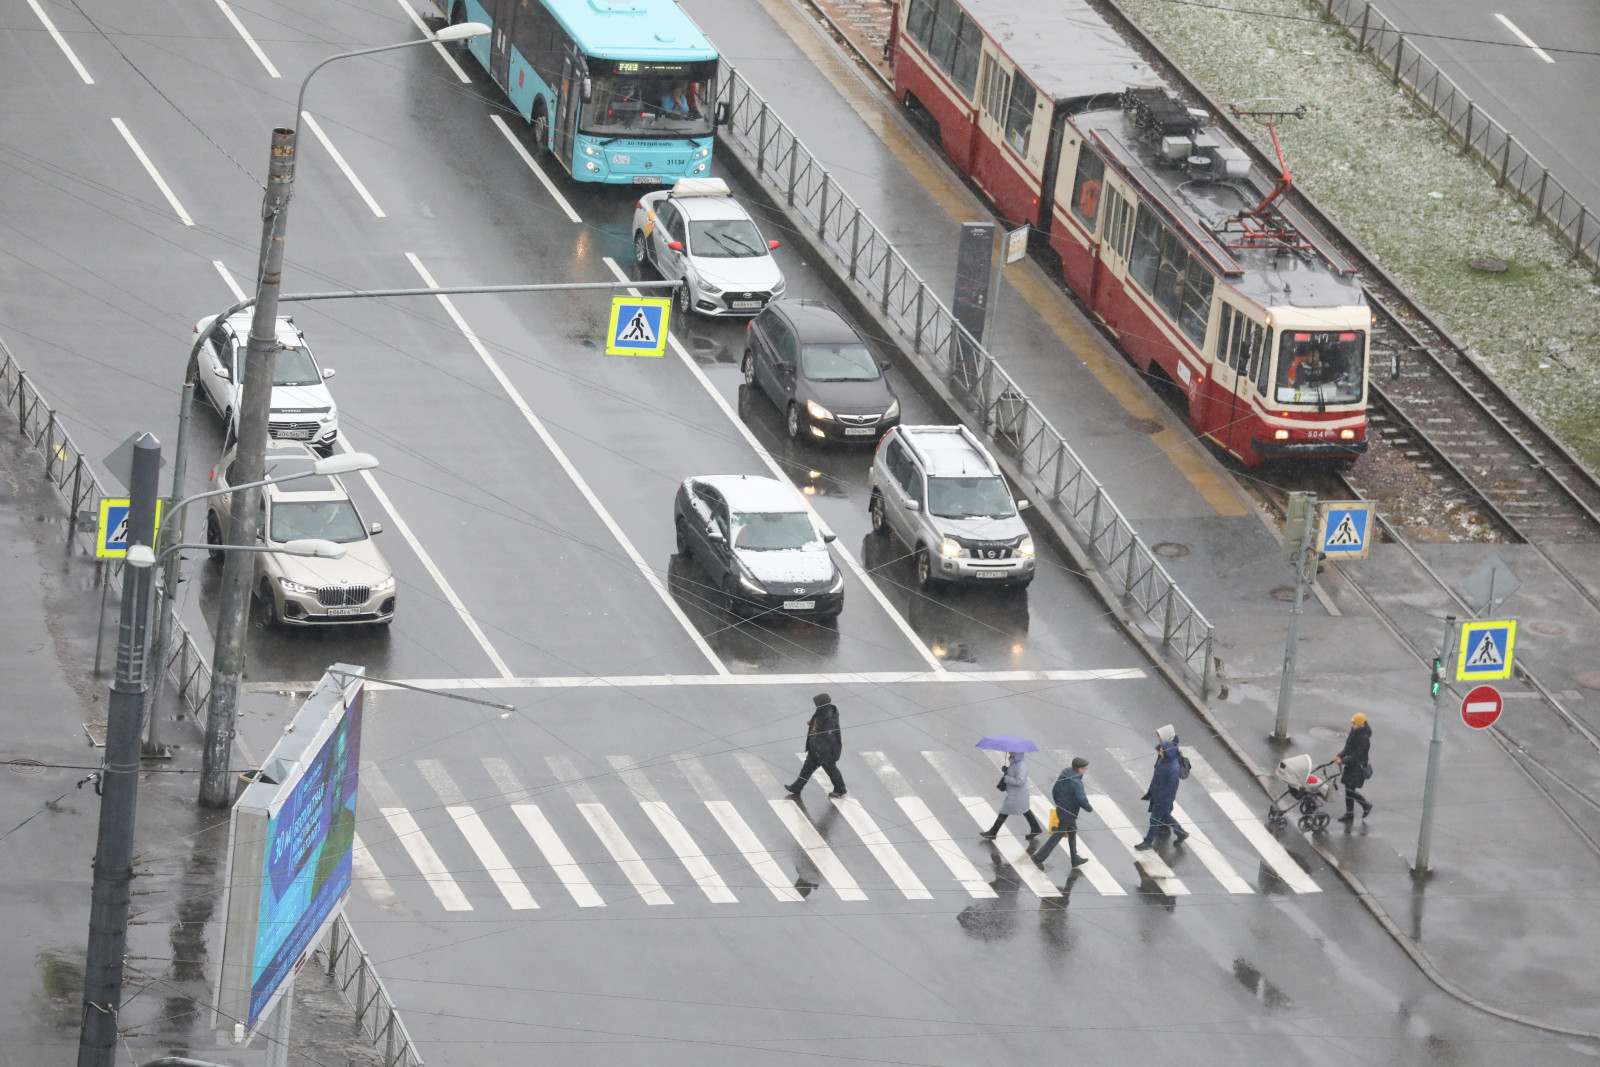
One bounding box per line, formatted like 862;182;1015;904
1333;713;1373;821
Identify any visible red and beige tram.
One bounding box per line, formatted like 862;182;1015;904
887;0;1370;466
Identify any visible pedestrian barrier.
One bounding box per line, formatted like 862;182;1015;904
322;914;424;1067
0;335;213;715
1322;0;1599;271
714;66;1215;691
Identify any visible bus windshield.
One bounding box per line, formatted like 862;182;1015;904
583;73;716;137
1274;330;1364;405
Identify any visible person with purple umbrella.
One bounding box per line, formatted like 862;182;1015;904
976;735;1042;840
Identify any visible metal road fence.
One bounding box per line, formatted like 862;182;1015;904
0;338;214;713
1324;0;1600;271
322;914;424;1067
716;66;1215;691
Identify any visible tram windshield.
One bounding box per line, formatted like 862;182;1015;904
582;66;717;138
1273;330;1364;405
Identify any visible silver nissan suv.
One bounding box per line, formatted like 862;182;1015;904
868;425;1034;589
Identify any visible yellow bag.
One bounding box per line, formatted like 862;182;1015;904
1048;808;1059;832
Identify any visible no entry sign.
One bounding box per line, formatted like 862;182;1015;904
1460;685;1502;730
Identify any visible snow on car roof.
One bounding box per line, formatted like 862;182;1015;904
694;475;808;512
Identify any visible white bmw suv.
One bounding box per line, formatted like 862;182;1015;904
632;177;786;317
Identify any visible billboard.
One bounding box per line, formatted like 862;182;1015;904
216;664;364;1033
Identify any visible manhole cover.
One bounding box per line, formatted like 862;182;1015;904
1152;542;1190;560
1269;586;1296;602
1124;416;1164;435
1468;256;1508;273
7;759;46;775
1525;620;1567;637
1574;671;1600;691
1308;726;1345;741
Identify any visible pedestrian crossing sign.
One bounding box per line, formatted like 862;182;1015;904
95;497;163;558
606;296;671;357
1456;619;1516;681
1317;501;1372;558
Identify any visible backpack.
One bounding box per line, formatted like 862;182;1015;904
1178;753;1192;780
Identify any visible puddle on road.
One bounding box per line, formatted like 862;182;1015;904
34;948;85;1031
1233;957;1294;1008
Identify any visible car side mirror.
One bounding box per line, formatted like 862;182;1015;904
878;360;891;371
905;499;920;512
823;533;837;543
321;368;336;379
369;521;384;534
1016;498;1032;511
668;240;683;252
714;101;729;128
581;76;592;102
768;239;780;250
706;527;724;542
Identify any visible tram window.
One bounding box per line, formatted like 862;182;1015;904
906;0;936;48
1004;75;1037;155
916;0;982;98
1252;325;1271;395
1180;272;1213;346
1130;205;1161;290
949;15;983;97
1070;148;1106;227
979;54;1009;125
1153;230;1184;321
1217;308;1236;372
1274;331;1364;404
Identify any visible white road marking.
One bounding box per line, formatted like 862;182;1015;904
830;796;932;899
609;757;736;903
1109;748;1251;894
601;256;944;672
111;119;193;226
350;832;399;907
578;802;673;905
679;755;803;901
214;0;280;77
407;252;727;675
212;261;247;300
920;751;1059;898
417;758;538;909
246;667;1142;693
333;429;513;678
394;0;472;82
510;804;606;907
300;112;385;217
737;753;866;900
1494;13;1555;62
1184;749;1321;894
1088;793;1189;896
1023;793;1123;895
24;0;93;84
490;115;581;223
379;807;474;910
860;752;994;898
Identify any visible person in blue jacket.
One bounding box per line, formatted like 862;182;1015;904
1134;724;1188;850
1032;757;1093;868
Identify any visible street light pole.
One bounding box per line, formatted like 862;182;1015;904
78;432;161;1067
197;22;488;808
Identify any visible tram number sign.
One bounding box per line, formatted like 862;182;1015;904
1460;685;1502;730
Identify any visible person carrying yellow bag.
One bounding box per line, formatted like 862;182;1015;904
1031;757;1093;870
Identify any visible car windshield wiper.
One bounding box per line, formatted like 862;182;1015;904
714;232;759;255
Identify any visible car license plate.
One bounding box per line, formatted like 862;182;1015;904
782;600;815;610
974;571;1005;579
844;426;875;436
632;176;662;184
325;607;360;616
731;300;762;309
279;428;314;440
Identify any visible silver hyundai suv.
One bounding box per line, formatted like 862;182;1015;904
868;425;1034;589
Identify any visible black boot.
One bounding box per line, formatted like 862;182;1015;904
785;780;805;796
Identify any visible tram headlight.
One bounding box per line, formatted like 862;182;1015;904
1274;429;1290;441
1340;428;1356;440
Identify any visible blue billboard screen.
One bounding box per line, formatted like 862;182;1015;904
248;687;362;1025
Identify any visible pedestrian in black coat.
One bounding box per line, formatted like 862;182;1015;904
1135;724;1188;850
1032;758;1093;868
786;693;847;798
1335;713;1373;820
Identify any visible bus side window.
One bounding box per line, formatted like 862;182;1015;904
1070;147;1105;228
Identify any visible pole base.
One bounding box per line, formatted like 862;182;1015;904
1267;732;1292;746
140;742;173;760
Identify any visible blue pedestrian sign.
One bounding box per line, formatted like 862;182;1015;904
1318;501;1373;559
1456;619;1517;682
95;497;164;559
605;296;671;357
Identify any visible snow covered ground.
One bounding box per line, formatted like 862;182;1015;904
1111;0;1600;472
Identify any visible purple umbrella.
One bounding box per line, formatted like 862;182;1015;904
976;734;1038;754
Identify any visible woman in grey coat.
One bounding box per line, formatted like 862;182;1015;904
980;752;1043;839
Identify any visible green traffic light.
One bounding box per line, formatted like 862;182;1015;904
1430;657;1443;697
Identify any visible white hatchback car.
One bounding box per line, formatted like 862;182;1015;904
632;177;786;317
193;312;339;454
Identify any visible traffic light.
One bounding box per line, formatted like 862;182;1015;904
1283;492;1313;563
1430;654;1444;697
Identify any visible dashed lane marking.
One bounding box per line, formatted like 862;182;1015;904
300;112;385;217
25;0;93;84
394;0;472;82
490;115;582;223
214;0;280;77
1494;13;1555;62
111;118;193;226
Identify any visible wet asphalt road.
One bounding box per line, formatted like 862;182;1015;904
1;0;1588;1061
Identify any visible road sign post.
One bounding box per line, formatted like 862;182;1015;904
1415;614;1459;872
1461;685;1502;729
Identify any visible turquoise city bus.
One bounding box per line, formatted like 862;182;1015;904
437;0;720;184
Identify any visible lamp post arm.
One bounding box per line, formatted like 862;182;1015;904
295;39;453;135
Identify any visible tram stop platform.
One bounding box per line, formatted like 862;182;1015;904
703;0;1600;1035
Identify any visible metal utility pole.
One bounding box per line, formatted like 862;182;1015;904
1415;614;1458;872
78;433;162;1066
1272;491;1316;741
199;128;294;809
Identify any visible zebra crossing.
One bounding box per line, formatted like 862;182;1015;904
350;745;1322;913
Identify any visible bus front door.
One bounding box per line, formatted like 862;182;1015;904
554;57;580;166
489;0;515;89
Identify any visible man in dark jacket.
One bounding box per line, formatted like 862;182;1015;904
1335;712;1373;820
1032;757;1093;869
1135;724;1188;850
786;693;846;798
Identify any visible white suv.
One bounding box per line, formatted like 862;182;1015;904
868;425;1034;589
193;312;339;455
632;177;785;317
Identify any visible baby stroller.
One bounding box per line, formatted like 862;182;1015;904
1267;754;1339;832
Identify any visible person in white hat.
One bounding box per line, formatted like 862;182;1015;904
1135;725;1188;850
